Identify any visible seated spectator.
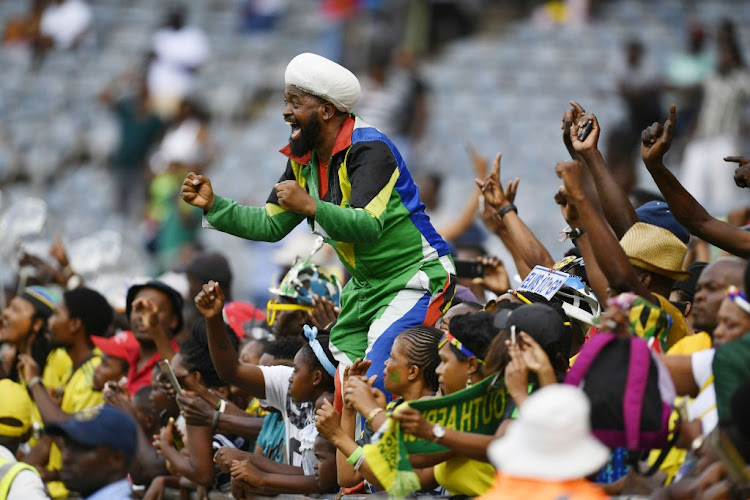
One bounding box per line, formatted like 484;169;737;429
38;0;91;50
0;379;47;500
196;281;338;495
46;405;137;499
19;287;114;498
393;312;499;497
316;326;443;490
479;385;610;500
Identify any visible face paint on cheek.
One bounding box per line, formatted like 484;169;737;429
389;371;402;384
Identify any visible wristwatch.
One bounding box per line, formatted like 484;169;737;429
431;424;446;442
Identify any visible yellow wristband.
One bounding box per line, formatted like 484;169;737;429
366;407;384;429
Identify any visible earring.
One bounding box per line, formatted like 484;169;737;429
465;378;473;388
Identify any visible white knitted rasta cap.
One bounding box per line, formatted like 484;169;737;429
284;53;361;112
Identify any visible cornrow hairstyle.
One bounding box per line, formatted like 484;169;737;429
299;333;338;392
398;326;443;392
447;312;498;363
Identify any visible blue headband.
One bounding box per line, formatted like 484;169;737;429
302;325;337;377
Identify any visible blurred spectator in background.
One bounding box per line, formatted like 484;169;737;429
356;44;427;165
99;74;167;216
39;0;92;51
3;0;45;51
664;24;713;139
147;5;209;120
238;0;288;32
146;98;211;271
614;38;664;140
681;19;750;216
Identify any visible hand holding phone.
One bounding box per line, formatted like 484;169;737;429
578;120;593;141
158;359;184;411
454;259;485;279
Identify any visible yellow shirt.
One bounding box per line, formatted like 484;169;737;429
28;349;73;448
653;293;690;349
666;331;712;355
47;349;103;498
647;331;712;484
434;455;495;497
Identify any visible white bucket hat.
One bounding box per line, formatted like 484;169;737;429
487;385;609;481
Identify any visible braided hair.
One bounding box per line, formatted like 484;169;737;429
398;326;443;392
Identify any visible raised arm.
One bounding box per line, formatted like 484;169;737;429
642;106;750;258
568;102;639;239
554;185;610;304
182;170;304;243
19;354;70;424
477;153;554;276
194;281;267;398
556;161;654;301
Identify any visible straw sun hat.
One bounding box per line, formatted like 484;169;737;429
619;222;691;282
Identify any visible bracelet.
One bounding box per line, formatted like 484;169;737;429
216;399;227;413
569;227;586;240
497;204;518;220
346;446;363;466
366;407;384;429
28;376;42;390
353;453;366;471
212;410;221;433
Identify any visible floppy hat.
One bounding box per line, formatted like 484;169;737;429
487;384;609;481
46;405;137;463
619;222;690;282
0;379;33;437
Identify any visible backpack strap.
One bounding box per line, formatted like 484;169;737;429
623;338;651;450
564;333;616;386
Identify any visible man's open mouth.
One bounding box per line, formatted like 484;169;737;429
287;121;302;140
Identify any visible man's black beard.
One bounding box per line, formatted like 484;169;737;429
289;112;322;158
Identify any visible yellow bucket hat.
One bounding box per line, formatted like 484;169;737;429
619;222;691;282
0;379;33;437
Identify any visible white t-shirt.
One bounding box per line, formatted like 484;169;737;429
40;0;92;49
148;26;209;98
689;348;718;435
0;445;48;500
259;365;313;467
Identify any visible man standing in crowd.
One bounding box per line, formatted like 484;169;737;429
46;405;137;500
181;52;455;394
0;379;47;500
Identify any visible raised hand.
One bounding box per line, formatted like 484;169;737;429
315;398;343;441
475;153;520;210
132;297;160;330
194;281;225;319
473;256;510;295
724;156;750;189
310;296;340;330
17;353;40;383
504;343;529;407
641;105;676;167
274;180;317;217
181;172;216;211
555;160;587;201
567;101;600;155
554;185;581;226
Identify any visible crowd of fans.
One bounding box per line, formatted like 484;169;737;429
1;1;750;500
